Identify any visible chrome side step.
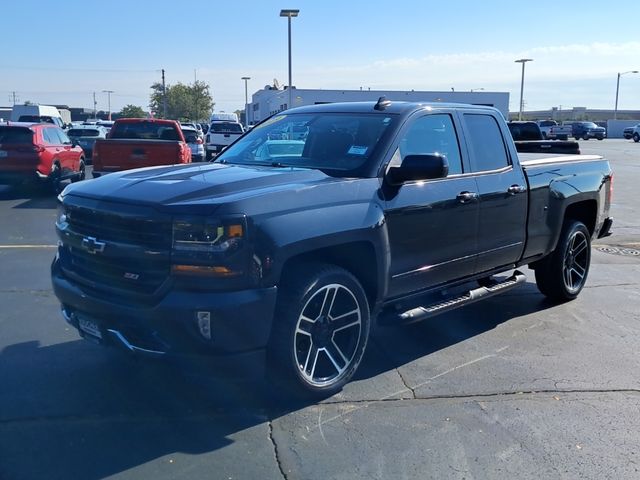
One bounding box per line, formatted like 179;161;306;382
385;270;527;325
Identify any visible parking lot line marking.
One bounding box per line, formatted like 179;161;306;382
0;244;57;249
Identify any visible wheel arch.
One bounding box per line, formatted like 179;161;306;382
278;241;381;310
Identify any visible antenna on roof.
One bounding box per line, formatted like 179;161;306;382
374;96;392;111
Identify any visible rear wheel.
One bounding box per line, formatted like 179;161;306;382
49;162;61;193
268;263;370;398
534;220;591;301
634;133;640;143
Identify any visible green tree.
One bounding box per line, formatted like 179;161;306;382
148;80;214;121
119;104;146;118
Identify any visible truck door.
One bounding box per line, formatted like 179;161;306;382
460;112;527;274
384;112;480;297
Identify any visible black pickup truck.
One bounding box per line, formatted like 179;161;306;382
52;100;613;397
507;121;580;154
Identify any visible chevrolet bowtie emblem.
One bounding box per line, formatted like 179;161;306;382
81;236;106;254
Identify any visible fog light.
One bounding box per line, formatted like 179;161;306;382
196;311;212;340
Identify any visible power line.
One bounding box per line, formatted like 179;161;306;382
0;65;159;73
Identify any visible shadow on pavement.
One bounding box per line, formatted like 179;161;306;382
0;183;59;209
0;282;555;479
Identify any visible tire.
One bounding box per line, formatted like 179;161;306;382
49;162;61;194
597;137;604;141
268;263;371;398
71;160;86;183
634;133;640;143
574;136;580;141
534;220;591;302
582;134;589;141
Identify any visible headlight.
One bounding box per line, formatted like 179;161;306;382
56;202;68;229
172;217;245;253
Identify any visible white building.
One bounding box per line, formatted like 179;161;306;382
247;87;510;125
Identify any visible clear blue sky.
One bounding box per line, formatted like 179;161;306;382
1;0;639;114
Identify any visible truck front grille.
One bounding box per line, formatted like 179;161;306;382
66;204;172;250
61;203;173;300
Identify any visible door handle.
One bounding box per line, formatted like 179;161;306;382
456;191;478;203
507;184;526;195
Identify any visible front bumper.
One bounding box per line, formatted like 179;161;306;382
51;257;278;361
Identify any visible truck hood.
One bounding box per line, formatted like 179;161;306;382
62;163;357;214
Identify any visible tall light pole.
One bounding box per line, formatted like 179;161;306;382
241;76;251;126
515;58;533;121
102;90;114;120
280;9;299;111
614;70;638;120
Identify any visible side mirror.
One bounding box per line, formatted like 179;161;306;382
386;154;449;185
70;138;80;147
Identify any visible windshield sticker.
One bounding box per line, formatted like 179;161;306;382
348;145;368;155
254;115;286;130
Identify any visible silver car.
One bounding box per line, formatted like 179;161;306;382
181;126;205;161
66;125;109;163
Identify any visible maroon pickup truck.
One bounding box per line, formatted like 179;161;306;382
92;118;191;177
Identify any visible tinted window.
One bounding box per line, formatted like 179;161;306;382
68;129;100;137
507;122;540;141
539;120;556;127
210;122;243;133
110;122;180;140
464;114;510;172
183;131;199;143
399;114;462;175
0;127;33;144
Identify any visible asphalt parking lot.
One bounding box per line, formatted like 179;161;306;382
1;139;639;480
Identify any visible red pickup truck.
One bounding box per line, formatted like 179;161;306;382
92;119;191;177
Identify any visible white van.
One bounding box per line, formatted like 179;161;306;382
11;105;66;128
206;112;244;160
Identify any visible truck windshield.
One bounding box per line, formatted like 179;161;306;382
216;112;397;175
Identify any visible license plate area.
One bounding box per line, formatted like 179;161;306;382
78;316;102;339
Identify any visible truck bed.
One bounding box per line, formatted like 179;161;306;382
93;139;185;173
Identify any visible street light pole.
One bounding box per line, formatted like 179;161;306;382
614;70;638;120
515;58;533;121
280;9;299;111
102;90;114;120
241;76;251;127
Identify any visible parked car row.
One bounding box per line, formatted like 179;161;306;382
623;124;640;142
0;122;85;190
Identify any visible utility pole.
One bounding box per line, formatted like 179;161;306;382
162;69;167;119
102;90;114;120
11;91;18;105
194;69;198;121
93;92;97;119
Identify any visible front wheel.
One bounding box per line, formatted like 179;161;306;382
534;220;591;301
634;133;640;143
71;160;86;183
268;263;371;398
